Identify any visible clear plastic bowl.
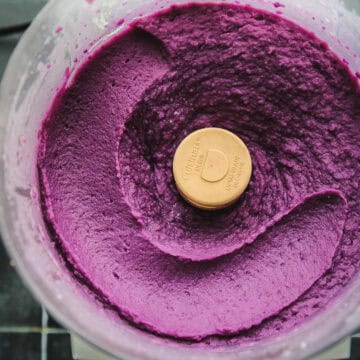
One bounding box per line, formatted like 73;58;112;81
0;1;359;359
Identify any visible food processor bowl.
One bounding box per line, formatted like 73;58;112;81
0;0;359;359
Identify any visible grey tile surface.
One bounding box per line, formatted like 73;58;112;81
0;0;47;28
48;315;65;330
0;33;20;77
343;0;360;13
351;337;360;360
48;334;73;360
0;333;41;360
0;242;42;326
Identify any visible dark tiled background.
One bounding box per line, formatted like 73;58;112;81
1;1;360;360
0;239;71;360
0;237;72;360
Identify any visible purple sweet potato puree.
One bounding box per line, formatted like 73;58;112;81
38;4;360;343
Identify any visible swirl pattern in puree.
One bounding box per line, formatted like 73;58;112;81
38;3;360;343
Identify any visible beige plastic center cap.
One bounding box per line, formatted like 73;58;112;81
173;127;252;210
